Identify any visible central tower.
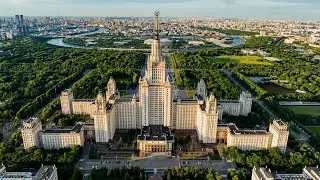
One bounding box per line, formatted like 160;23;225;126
147;10;165;83
139;11;172;127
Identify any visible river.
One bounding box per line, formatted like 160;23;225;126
47;28;105;49
230;36;245;46
47;28;245;49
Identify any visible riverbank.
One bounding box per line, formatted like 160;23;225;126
47;29;244;50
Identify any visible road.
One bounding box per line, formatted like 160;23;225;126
78;156;235;175
222;69;278;119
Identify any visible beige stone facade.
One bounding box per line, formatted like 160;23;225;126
40;124;84;150
227;129;273;151
21;118;42;149
174;100;197;130
137;125;174;157
251;167;274;180
38;12;289;153
225;121;289;152
217;91;253;119
196;94;219;143
57;12;254;147
21;118;84;150
269;120;289;153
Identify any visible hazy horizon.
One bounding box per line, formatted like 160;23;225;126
0;0;320;20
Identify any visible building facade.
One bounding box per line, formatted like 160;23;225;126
226;120;289;152
21;118;84;150
137;125;174;156
227;124;273;151
217;91;253;119
269;120;289;153
0;164;58;180
252;166;320;180
251;167;274;180
40;123;84;150
35;12;289;154
21;118;42;149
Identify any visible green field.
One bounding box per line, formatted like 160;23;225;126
213;55;273;65
284;106;320;116
305;126;320;136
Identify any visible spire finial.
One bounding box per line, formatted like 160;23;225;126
154;10;160;40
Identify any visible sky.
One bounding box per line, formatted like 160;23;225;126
0;0;319;20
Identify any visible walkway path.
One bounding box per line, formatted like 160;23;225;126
78;156;235;175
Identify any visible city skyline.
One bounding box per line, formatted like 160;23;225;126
0;0;320;20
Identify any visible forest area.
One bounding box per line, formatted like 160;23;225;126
170;37;320;152
0;37;145;122
0;131;82;179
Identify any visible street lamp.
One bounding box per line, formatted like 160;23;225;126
116;155;118;162
193;157;195;165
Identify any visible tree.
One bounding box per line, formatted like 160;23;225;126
70;167;82;180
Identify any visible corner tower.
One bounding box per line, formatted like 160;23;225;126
239;91;252;116
269;120;289;153
106;77;116;101
197;79;206;98
60;89;73;114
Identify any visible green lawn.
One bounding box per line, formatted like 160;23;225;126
212;55;273;65
305;126;320;136
284;106;320;116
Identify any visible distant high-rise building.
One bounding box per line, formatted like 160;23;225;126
20;15;26;35
15;15;27;36
15;15;20;25
15;15;22;35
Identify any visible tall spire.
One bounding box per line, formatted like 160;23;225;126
154;10;160;40
148;10;163;63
